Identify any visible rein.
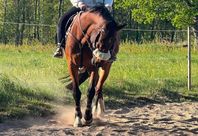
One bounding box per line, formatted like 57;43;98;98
67;12;85;70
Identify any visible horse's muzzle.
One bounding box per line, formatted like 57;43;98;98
93;49;111;61
91;49;114;67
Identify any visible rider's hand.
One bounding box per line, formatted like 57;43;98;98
78;2;87;11
105;4;112;12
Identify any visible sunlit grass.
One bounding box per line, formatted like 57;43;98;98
104;43;198;106
112;43;197;84
0;43;198;120
0;45;68;98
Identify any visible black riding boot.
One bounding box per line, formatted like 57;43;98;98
54;7;81;58
54;42;65;58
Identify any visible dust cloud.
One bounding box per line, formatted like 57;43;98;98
50;105;75;127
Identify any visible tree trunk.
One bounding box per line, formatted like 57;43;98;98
58;0;63;18
34;0;38;39
32;0;40;41
15;0;20;46
150;20;155;40
37;0;40;41
19;3;26;45
2;0;8;44
193;15;198;47
15;24;20;46
135;23;140;43
170;30;175;43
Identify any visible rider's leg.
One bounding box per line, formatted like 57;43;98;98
54;7;81;58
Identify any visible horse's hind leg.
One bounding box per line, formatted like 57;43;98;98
79;71;89;85
65;71;89;90
84;70;99;125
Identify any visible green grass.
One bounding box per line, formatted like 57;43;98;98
0;43;198;120
104;43;198;107
0;74;54;122
0;45;72;122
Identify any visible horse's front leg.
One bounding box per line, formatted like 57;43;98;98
84;70;99;125
93;63;112;118
68;63;82;127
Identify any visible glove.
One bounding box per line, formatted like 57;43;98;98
105;4;112;12
78;2;87;11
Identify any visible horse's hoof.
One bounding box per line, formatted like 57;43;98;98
84;110;93;125
97;108;105;118
73;117;82;127
97;99;105;118
83;118;93;126
92;105;97;117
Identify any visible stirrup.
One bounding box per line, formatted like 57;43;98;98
78;66;86;73
53;47;64;58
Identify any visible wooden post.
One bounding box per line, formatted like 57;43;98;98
187;27;191;90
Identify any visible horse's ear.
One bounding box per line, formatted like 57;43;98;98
116;24;126;31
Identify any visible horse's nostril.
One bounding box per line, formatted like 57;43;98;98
103;50;108;53
99;49;107;53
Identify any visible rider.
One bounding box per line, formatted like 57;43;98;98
54;0;114;58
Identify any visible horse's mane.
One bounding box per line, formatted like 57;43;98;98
89;5;115;23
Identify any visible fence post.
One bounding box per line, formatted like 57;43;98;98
187;27;191;90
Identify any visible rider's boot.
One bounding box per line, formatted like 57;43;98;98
53;43;64;58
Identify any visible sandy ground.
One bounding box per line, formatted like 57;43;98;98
0;102;198;136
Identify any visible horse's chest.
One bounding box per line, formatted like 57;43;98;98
71;47;93;66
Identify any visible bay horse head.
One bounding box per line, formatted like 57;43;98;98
65;5;125;127
90;20;125;66
87;6;125;66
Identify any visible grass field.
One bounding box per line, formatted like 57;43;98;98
0;43;198;121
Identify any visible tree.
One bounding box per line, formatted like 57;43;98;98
1;0;8;44
131;0;198;44
0;0;72;45
58;0;63;18
114;0;175;42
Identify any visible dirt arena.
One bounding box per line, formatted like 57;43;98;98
0;102;198;136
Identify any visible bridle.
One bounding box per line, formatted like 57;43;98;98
67;11;116;68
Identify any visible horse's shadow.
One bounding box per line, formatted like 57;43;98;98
104;80;198;109
99;80;198;135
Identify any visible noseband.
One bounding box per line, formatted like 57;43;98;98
90;27;113;61
93;48;111;61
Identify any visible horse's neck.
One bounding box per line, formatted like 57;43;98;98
73;12;104;43
90;13;105;25
82;12;105;29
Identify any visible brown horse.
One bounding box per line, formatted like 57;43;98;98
65;6;124;127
